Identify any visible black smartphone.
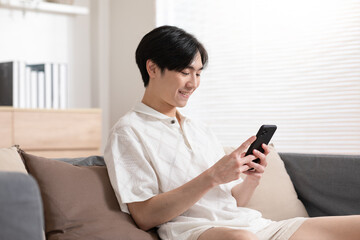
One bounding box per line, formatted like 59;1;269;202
245;125;277;168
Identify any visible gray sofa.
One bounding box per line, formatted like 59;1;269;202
0;172;44;240
278;153;360;217
1;152;359;240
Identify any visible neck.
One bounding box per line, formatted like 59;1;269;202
142;89;177;117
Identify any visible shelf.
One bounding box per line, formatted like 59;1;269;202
0;107;102;158
0;0;89;16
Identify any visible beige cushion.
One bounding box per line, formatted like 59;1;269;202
0;147;27;173
225;144;309;221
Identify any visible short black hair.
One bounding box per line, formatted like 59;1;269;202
135;25;208;87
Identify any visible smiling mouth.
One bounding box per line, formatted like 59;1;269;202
179;90;192;98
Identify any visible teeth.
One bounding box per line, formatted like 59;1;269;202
179;90;190;96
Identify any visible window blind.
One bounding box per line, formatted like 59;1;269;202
156;0;360;154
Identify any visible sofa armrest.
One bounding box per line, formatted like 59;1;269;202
0;171;44;240
279;153;360;217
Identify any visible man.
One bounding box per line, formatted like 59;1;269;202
104;25;360;240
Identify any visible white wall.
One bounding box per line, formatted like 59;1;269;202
90;0;156;150
108;0;156;128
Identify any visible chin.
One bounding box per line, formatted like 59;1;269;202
176;101;188;108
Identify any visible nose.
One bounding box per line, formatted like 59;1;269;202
186;73;200;89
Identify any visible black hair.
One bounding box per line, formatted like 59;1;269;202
135;25;208;87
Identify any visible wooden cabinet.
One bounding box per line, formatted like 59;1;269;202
0;107;13;148
0;108;101;158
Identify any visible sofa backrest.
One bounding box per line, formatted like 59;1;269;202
60;153;360;218
279;152;360;217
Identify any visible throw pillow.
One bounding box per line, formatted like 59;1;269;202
21;151;159;240
225;144;309;221
0;147;27;173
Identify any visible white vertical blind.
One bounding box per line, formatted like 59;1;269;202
156;0;360;154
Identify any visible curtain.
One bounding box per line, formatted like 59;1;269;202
156;0;360;154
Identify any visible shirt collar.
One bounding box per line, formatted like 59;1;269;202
133;102;188;125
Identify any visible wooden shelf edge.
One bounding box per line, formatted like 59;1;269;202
26;149;102;158
0;0;89;16
0;107;101;113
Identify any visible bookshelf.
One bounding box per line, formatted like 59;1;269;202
0;0;89;15
0;0;92;110
0;0;102;149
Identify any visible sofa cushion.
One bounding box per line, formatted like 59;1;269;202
225;144;309;220
0;147;27;173
279;152;360;217
55;155;105;166
21;151;158;240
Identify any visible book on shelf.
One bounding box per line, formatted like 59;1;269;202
59;63;68;109
18;62;26;108
0;61;18;107
30;69;38;108
25;65;31;108
0;61;68;109
38;71;45;109
52;63;60;109
45;63;52;109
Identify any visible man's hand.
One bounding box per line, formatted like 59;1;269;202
230;142;271;207
242;143;270;182
208;136;257;186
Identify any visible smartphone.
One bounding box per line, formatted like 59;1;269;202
245;125;277;168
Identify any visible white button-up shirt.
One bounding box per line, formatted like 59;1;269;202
104;102;271;240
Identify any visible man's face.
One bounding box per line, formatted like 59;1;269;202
154;51;203;109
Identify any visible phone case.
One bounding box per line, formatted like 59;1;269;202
245;125;277;164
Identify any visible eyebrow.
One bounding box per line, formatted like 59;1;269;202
186;66;204;71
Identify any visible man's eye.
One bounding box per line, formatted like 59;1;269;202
196;73;201;77
181;72;190;75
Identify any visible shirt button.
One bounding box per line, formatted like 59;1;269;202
171;120;176;124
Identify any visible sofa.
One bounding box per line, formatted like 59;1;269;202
0;145;359;240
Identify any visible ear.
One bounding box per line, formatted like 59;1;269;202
146;59;159;79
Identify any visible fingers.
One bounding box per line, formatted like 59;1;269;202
240;164;250;172
262;143;271;156
252;148;268;167
246;161;265;173
234;154;256;174
240;154;257;166
211;153;255;185
232;136;256;156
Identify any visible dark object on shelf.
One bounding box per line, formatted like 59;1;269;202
0;62;16;106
